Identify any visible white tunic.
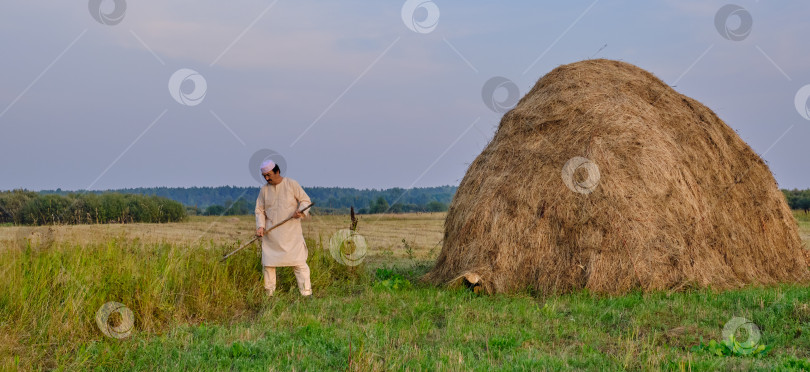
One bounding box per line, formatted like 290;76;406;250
254;177;312;266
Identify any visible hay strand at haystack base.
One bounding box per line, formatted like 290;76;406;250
425;59;810;295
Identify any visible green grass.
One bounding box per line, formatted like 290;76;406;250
31;280;810;371
3;236;810;370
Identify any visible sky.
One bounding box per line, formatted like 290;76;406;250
1;1;809;191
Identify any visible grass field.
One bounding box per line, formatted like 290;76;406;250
1;212;810;370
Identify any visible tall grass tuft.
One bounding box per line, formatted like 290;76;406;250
0;235;366;370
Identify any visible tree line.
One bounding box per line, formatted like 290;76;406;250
0;190;186;225
41;185;458;215
184;195;449;216
783;189;810;213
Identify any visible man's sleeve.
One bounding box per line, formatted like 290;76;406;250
255;187;266;229
293;180;312;217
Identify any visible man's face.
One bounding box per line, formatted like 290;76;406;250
263;171;282;185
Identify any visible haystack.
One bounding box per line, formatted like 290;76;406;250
425;59;809;294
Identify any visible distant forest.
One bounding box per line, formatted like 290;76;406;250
783;189;810;213
39;185;458;216
0;190;186;225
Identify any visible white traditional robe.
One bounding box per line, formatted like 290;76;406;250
254;177;312;266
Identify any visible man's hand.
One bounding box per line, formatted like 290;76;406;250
292;210;303;219
256;227;265;237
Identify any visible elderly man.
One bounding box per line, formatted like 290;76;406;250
255;159;313;298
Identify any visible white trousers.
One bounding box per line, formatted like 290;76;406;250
263;264;312;296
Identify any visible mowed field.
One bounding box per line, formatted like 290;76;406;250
1;212;810;370
0;212;446;262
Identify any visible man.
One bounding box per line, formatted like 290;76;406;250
255;159;313;298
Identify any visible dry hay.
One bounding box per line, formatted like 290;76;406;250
425;59;809;294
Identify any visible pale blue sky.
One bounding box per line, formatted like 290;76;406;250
1;1;809;190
